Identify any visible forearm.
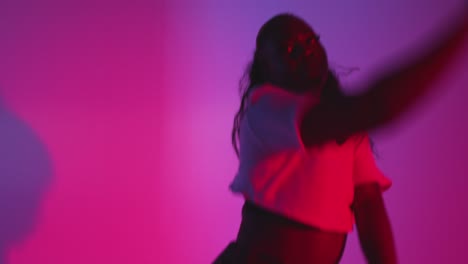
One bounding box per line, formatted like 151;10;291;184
353;10;468;129
300;8;467;145
368;9;468;119
355;192;397;263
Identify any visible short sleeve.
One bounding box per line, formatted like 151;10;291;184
353;134;392;191
245;85;305;152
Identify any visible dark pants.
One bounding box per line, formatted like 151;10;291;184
214;202;347;264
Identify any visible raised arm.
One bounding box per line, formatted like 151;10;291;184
301;8;468;146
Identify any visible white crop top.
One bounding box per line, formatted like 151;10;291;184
230;84;392;233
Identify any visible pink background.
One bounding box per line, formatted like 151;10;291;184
0;0;467;263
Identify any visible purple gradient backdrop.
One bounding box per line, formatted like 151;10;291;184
0;0;467;263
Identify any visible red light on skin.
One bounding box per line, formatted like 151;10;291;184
286;33;321;58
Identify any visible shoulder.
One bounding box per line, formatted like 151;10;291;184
250;84;316;105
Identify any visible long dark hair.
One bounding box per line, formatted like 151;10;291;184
231;14;292;157
231;14;373;157
231;52;264;157
231;13;328;157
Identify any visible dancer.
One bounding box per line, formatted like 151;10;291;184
216;7;467;264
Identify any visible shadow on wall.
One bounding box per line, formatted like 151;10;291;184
0;96;53;264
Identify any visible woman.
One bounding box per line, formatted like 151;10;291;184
216;8;467;264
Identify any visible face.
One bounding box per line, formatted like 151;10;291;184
260;16;328;94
